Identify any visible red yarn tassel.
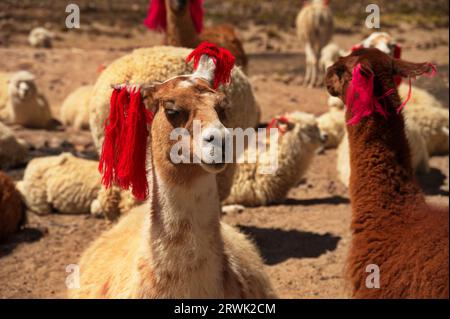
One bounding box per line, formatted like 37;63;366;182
99;88;127;188
186;41;235;89
144;0;167;31
189;0;204;33
346;64;389;125
144;0;204;34
99;86;153;201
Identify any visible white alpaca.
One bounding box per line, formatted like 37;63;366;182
1;71;53;128
223;111;326;207
296;0;334;87
17;153;101;215
69;47;275;298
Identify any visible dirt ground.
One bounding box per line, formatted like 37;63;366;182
0;1;448;299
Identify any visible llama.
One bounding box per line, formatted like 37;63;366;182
296;0;333;87
0;71;54;128
325;48;448;298
144;0;248;70
69;43;275;299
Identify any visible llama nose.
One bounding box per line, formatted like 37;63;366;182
201;121;229;163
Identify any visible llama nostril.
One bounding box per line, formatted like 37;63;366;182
204;134;214;143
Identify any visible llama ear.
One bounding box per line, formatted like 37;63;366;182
141;82;162;113
393;60;436;78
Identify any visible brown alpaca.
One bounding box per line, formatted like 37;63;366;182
69;49;275;298
0;171;26;242
147;0;248;70
326;48;449;298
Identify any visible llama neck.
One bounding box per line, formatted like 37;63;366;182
144;163;224;298
346;97;424;229
165;7;200;47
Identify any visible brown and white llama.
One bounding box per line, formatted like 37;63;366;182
69;43;275;299
325;48;448;298
144;0;248;70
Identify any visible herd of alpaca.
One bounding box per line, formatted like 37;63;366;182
0;0;448;300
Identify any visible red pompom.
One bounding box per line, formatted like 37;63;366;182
99;86;153;200
144;0;204;33
144;0;167;31
186;41;236;89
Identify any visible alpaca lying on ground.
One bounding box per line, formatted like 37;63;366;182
60;85;93;130
296;0;333;87
317;105;345;149
70;44;275;298
326;47;448;298
223;111;326;207
89;45;260;202
0;121;28;169
0;71;54;128
0;171;26;242
399;83;449;155
17;153;101;215
144;0;248;70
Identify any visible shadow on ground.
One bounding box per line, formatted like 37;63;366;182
238;225;341;265
282;195;349;206
417;167;449;196
0;227;46;258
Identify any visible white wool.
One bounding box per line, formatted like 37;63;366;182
2;71;53;128
17;153;101;214
60;85;93;130
317;106;345;149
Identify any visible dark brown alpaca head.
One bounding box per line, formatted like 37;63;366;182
325;48;434;107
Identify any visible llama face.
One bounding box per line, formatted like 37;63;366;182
168;0;189;12
362;32;396;56
9;73;37;100
143;76;229;182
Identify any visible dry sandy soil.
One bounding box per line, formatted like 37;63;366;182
0;1;448;299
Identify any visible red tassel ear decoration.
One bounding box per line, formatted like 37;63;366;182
345;64;389;125
186;41;236;89
189;0;204;33
99;85;154;200
144;0;167;31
